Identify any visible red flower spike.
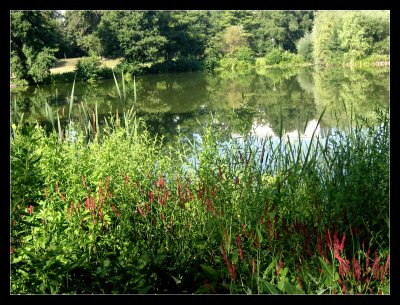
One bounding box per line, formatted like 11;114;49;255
82;176;86;188
365;248;371;275
252;258;256;274
339;232;346;252
159;176;165;189
384;254;390;275
371;253;380;281
224;229;229;243
137;204;146;218
352;256;361;282
27;205;33;215
380;265;385;284
56;182;59;193
296;276;303;289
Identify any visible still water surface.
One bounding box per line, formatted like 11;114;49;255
10;66;389;143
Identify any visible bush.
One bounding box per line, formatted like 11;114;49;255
265;47;296;66
234;46;255;63
114;60;144;76
75;56;102;81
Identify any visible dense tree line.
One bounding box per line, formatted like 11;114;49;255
11;10;390;84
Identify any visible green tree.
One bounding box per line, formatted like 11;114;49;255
97;11;167;64
11;11;60;83
250;10;314;55
63;10;103;57
313;10;390;65
158;11;210;63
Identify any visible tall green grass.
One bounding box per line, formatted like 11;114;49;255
10;74;389;294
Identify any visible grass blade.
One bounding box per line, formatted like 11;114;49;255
134;75;137;103
69;75;76;122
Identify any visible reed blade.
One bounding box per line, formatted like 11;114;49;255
302;106;326;173
134;76;137;103
95;102;99;139
57;112;62;142
112;69;123;107
122;71;126;104
69;75;76;122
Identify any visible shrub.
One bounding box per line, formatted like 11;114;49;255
75;56;102;81
265;47;296;66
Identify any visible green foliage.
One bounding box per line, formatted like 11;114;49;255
250;10;315;55
10;101;389;293
74;56;102;81
63;10;103;57
296;32;314;62
11;10;61;84
265;47;297;66
313;10;390;65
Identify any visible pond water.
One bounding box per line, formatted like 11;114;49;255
10;66;389;144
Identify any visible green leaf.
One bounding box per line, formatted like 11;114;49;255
201;264;218;281
138;285;152;294
261;281;279;294
171;275;181;285
256;226;264;245
318;256;335;281
283;280;304;294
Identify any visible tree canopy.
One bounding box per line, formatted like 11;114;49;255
10;10;390;84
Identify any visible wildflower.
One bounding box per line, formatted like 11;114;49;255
106;176;111;190
296;276;303;289
230;263;236;281
27;205;33;215
223;229;229;244
276;259;283;275
384;254;390;275
339;232;346;252
137;204;146;218
82;176;86;188
148;190;154;204
125;174;129;187
211;186;216;198
235;176;239;185
159;176;165;189
380;265;385;284
365;248;371;275
61;193;65;202
252;258;256;274
352;256;361;283
255;234;259;249
56;182;59;193
371;253;380;281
